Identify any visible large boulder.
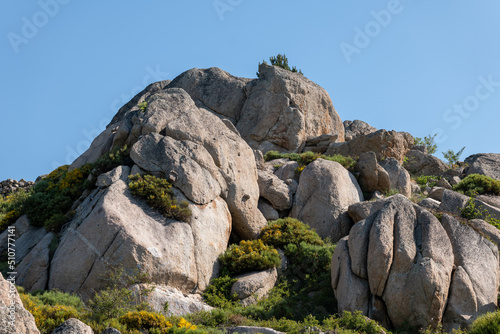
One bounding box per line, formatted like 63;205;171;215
49;177;231;299
404;150;448;176
353;152;390;194
116;88;265;239
167;67;251;122
0;215;47;262
237;63;344;152
332;195;499;330
291;159;363;242
0;273;40;334
343;120;377;141
325;129;413;164
464;153;500;180
379;158;411;197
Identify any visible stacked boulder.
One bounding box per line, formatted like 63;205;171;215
332;195;499;331
0;179;34;197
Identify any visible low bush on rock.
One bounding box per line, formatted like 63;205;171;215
264;150;356;170
202;275;239;308
0;145;132;234
457;311;500;334
261;217;324;248
415;175;441;190
128;174;191;222
454;173;500;196
219;239;280;276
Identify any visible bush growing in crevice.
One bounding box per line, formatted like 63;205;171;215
454;173;500;196
219;239;280;276
128;174;191;222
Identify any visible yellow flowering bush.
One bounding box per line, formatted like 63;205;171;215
120;310;173;332
261;218;324;249
219;239;280;276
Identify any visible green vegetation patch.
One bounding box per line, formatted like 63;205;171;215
454;173;500;196
0;188;31;233
219;239;280;276
264;150;356;171
128;174;191;222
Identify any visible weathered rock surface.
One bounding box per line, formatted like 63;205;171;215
257;170;293;211
0;215;47;262
131;284;213;316
441;214;499;331
167;67;251;121
429;187;446;202
231;268;278;306
237;63;344;152
379;157;411;197
439;190;470;216
469;219;500;247
353;152;390;194
16;232;56;292
464;153;500;180
49;179;231;299
347;200;385;224
291;159;363;241
51;318;93;334
325;129;413;164
273;160;300;184
343;120;377;141
404;150;448;176
0;273;40;334
303;134;339;153
121;88;265;239
418;198;441;211
332;195;500;330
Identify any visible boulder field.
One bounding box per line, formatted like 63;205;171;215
3;63;500;333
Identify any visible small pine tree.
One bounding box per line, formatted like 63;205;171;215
257;53;303;77
443;146;465;169
414;134;438;154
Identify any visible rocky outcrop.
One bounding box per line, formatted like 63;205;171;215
0;273;40;334
291;159;363;242
237;63;344;152
49;175;231;299
404;150;448;176
325;130;413;164
331;195;499;330
347;200;386;224
0;215;47;262
353;152;390;195
379;158;411;197
51;318;93;334
343;120;377;141
131;284;213;316
0;178;34;197
464;153;500;180
231;268;278;306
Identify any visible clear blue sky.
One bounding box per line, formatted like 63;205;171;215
2;1;500;181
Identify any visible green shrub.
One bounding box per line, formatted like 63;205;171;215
202;275;239;308
128;174;191;222
120;310;172;332
284;242;335;277
322;311;388;334
453;173;500;196
0;188;32;233
219;239;280;276
465;311;500;334
138;101;148;112
384;188;400;197
31;290;84;309
263;151;356;170
414;134;438;154
415;175;441;189
261;218;324;249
